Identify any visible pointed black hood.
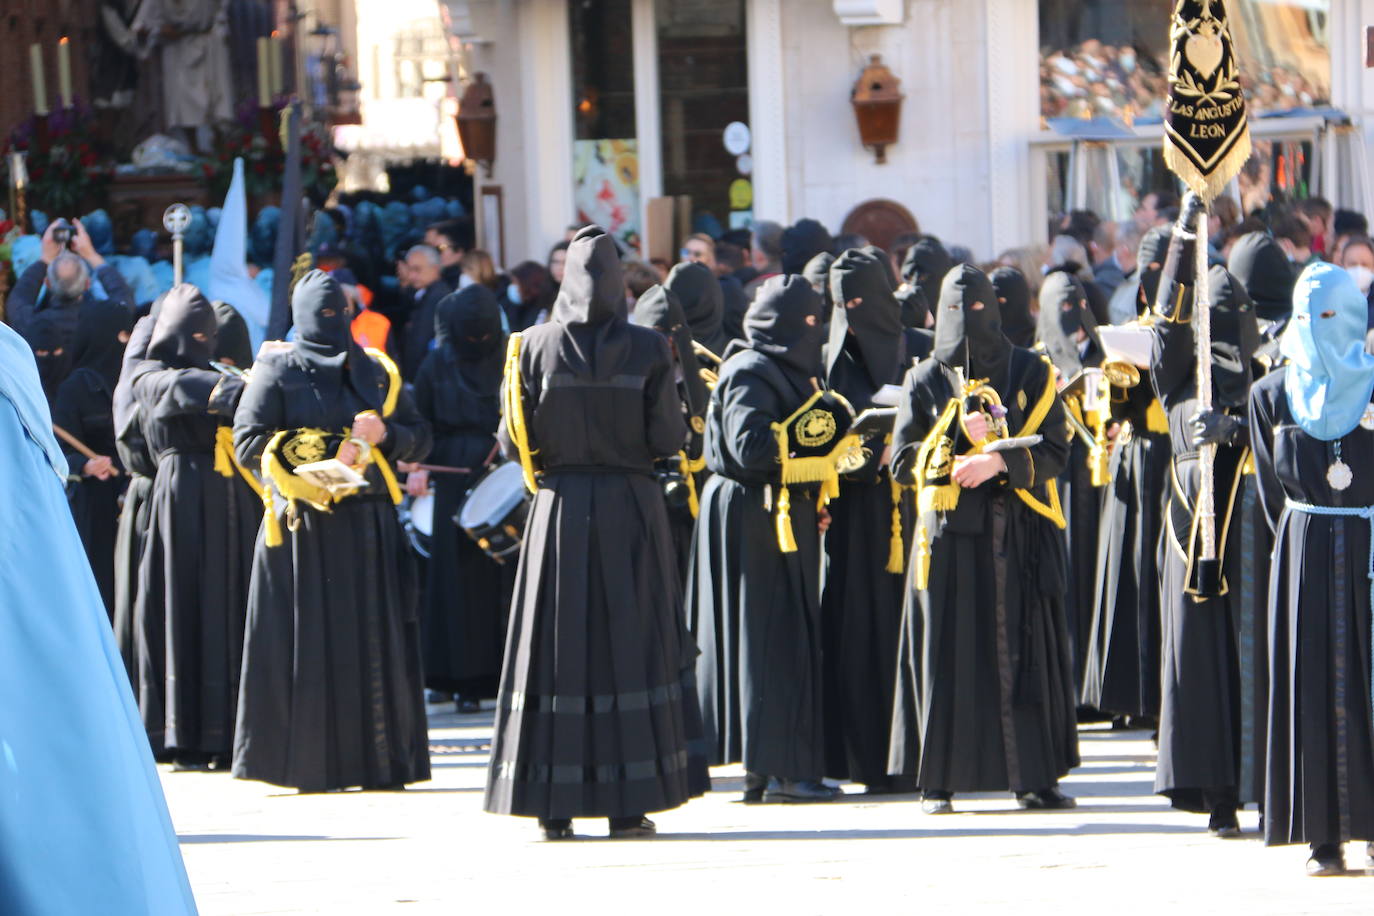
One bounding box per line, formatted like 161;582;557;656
932;264;1010;382
990;267;1035;348
211;300;255;369
826;248;903;389
745;274;825;377
72;300;134;391
435;284;506;395
148;284;217;370
291;269;383;408
1227;231;1296;323
29;309;73;402
781;218;834;275
551;225;627;327
633;283;710;430
1036;269;1101;377
665;260;728;355
1207;265;1260;409
901;236;954;329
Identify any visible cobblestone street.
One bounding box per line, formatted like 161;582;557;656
164;709;1373;915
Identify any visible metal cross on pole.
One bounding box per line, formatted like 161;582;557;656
163;203;191;287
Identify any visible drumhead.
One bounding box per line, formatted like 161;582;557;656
459;462;527;528
409;492;434;536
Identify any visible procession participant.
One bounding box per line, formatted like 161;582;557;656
665;260;732;358
0;320;198;916
1151;264;1260;838
484;227;707;839
888;264;1079;814
1081;224;1182;725
1035;270;1105;693
1249;262;1374;876
112;297;163;683
631;282;711;585
819;248;918;793
128;285;258;769
29;309;73;406
898;236;953;330
1226;229;1294;806
992;266;1037;349
52;300;134;617
411;285;511;711
688;275;841;804
233;271;432;792
212;300;256;369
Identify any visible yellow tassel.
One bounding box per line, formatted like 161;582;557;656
263;486;283;548
679;450;701;518
214;426;235;478
886;478;905;575
918;483;960;514
776;484;798;553
374;454;403;506
914;525;932;590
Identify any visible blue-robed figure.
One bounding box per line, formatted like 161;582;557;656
0;323;198;914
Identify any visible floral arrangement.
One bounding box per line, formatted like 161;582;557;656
1;105;116;216
200;101;338;203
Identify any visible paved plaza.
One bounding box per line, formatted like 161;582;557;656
166;708;1372;915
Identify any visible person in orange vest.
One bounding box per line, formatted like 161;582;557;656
333;267;391;356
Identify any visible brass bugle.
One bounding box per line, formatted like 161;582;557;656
211;360;251;381
692;341;722;366
1101;360;1141;389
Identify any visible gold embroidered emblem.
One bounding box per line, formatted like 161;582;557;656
691;416;706;435
282;430;328;467
928;436;954;480
795;408;838;448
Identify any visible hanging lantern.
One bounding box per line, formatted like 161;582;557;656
455;72;497;177
850;55;903;164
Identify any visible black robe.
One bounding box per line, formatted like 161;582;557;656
1250;371;1374;846
412;287;513;698
1149;270;1258;812
53;369;124;618
233;271;433;791
887;350;1080;792
1080;380;1170;719
819;248;917;787
484;228;707;820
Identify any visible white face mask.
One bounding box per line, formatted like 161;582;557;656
1346;265;1374;296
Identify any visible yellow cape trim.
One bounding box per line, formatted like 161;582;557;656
502;333;541;494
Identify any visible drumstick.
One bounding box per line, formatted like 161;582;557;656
53;423;120;475
413;463;473;475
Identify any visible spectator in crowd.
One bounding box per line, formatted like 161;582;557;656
1296;197;1333;257
746;220;784;298
1062;209;1101;251
1334;235;1374;299
1105;222;1145;325
400;244;453;380
547;240;570;287
1275;216;1318;269
681;233;717;270
623;261;660;305
1135;190;1180;233
425;219;475;291
1331;209;1369;258
1091;220;1125;293
460;249;501;292
8;219;136;346
505;261;557;331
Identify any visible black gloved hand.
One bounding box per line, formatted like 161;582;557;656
1189;409;1245;448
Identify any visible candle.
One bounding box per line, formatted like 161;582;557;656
57;37;73;109
30;44;48;116
257;36;271;107
269;31;283;95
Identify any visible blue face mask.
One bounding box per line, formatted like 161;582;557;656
1281;262;1374;440
507;283;523;306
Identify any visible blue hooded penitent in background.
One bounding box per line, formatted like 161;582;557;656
0;322;199;915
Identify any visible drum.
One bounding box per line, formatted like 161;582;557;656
455;462;530;563
402;492;435;559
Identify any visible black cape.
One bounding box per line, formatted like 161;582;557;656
819;248;915;787
233;271;433;791
687;274;831;780
888;266;1079;793
413;286;512;698
484;227;707;819
128;285;257;757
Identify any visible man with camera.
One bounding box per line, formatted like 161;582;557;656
7;218;137;350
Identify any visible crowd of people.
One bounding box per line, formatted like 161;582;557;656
7;171;1374;901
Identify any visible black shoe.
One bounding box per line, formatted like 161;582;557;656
764;779;840;803
1306;843;1345;877
540;818;574;841
1207;806;1242;838
456;696;481;714
171;753;211;772
1016;787;1077;810
741;772;768;804
608;816;656;839
921;790;954;815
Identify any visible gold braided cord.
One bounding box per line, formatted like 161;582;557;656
502;333;541;494
215;425;264;498
678;450;707;518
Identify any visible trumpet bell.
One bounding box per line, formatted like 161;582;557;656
1102;360;1141;389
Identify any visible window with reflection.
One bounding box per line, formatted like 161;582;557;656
1039;0;1330;122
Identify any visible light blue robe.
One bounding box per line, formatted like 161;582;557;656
0;324;198;915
